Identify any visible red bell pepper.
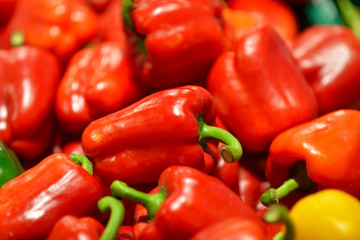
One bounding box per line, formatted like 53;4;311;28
56;41;146;134
291;25;360;114
81;85;243;186
116;226;135;240
0;153;103;240
47;196;125;240
122;0;226;90
207;24;318;153
209;142;240;194
221;7;262;50
47;216;104;240
61;141;84;156
0;0;99;63
94;0;126;44
0;46;60;160
87;0;112;12
237;153;284;239
0;0;16;26
189;217;268;240
237;153;270;211
226;0;299;42
110;165;263;240
261;109;360;206
130;186;160;239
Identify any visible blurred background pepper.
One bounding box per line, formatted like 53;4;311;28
0;0;99;64
55;41;147;135
0;45;60;162
122;0;226;90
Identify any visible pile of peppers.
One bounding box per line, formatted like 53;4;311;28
1;0;360;239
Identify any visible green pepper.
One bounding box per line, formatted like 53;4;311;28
0;140;24;188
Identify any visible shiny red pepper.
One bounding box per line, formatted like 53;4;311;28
116;226;135;240
189;217;268;240
261;109;360;206
56;41;146;134
0;46;60;160
291;25;360;114
81;85;243;186
122;0;226;90
237;153;270;211
47;216;104;240
0;0;99;63
110;165;263;240
0;153;103;240
61;141;84;156
207;24;318;153
209;142;240;194
47;196;125;240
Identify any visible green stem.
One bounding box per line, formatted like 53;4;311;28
261;178;299;207
198;116;242;163
10;31;25;47
264;205;295;240
69;154;93;175
98;196;125;240
261;165;315;206
337;0;360;39
121;0;147;53
110;181;166;221
122;0;135;32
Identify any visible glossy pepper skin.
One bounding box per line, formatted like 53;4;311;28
0;153;103;240
0;46;60;160
266;189;360;240
207;24;318;153
189;217;267;240
289;189;360;240
47;196;125;240
111;166;263;240
209;142;240;194
56;41;146;134
123;0;226;90
82;85;242;186
265;109;360;202
0;140;24;188
291;25;360;114
47;216;105;240
0;0;99;63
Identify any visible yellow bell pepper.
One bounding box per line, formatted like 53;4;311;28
290;189;360;240
265;189;360;240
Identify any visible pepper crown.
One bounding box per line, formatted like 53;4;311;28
110;180;166;221
98;196;125;240
198;115;243;163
